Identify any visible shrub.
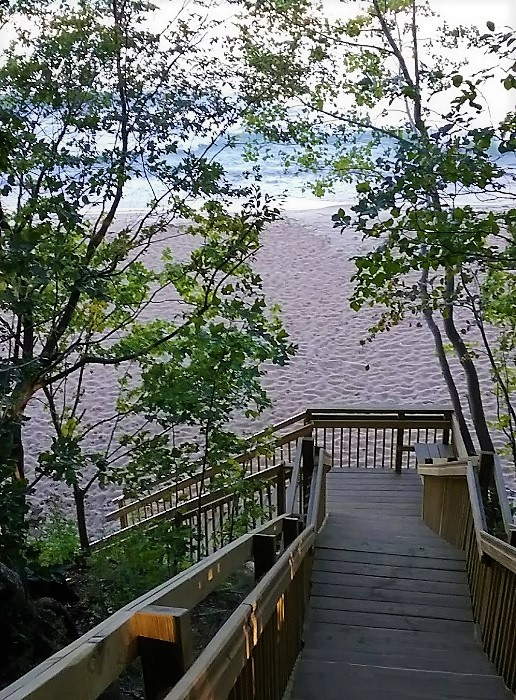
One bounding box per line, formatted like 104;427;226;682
31;506;80;568
85;521;192;616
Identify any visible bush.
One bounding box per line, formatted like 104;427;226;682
85;521;192;616
31;506;80;568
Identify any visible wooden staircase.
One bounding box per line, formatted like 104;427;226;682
2;407;515;700
291;469;513;699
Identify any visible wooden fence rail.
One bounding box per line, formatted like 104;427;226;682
0;515;285;700
104;415;310;532
102;406;460;540
166;443;329;700
420;461;516;693
3;404;516;700
94;463;294;558
0;437;329;700
309;406;454;472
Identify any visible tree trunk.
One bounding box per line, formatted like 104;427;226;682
442;275;494;453
419;269;475;455
0;416;25;481
73;485;90;553
464;284;516;465
422;309;476;455
0;418;29;567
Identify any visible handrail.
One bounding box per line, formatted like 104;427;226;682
0;516;286;700
307;404;454;413
93;463;291;550
165;526;316;700
450;413;473;458
164;444;329;700
492;454;516;544
479;530;516;575
106;406;457;533
105;421;311;530
7;405;516;699
420;456;516;693
420;458;516;571
436;415;514;546
465;462;488;556
110;411;307;506
306;446;327;530
285;439;303;516
2;432;329;700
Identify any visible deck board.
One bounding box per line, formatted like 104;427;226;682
291;468;512;699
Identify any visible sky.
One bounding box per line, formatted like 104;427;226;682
430;0;514;26
320;0;515;24
1;0;514;123
313;0;516;126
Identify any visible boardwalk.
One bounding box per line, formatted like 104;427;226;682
291;469;512;700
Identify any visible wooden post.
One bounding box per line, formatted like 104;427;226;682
283;517;302;547
395;425;404;474
478;451;494;501
253;533;276;581
133;605;193;700
118;496;128;529
277;463;286;515
302;438;315;514
442;410;452;445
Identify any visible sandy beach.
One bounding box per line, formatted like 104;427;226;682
25;207;516;536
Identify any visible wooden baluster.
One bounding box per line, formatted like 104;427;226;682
118;496;128;529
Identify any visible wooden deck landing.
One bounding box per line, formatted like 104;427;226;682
291;469;512;700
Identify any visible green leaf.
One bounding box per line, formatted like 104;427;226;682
452;75;463;87
486;20;495;31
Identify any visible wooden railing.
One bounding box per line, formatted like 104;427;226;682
308;406;454;472
95;463;294;557
420;460;516;693
479;452;516;545
166;441;329;700
1;438;329;700
100;406;456;548
102;412;309;535
3;404;515;699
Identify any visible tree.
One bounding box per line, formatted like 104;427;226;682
235;0;516;463
0;0;293;562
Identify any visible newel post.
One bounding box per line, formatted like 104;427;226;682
132;605;193;700
283;517;303;546
395;412;405;474
253;533;277;580
478;451;494;501
302;437;315;513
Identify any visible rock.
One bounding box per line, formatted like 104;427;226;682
0;564;77;691
26;570;79;604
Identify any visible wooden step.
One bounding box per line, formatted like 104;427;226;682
292;660;512;699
